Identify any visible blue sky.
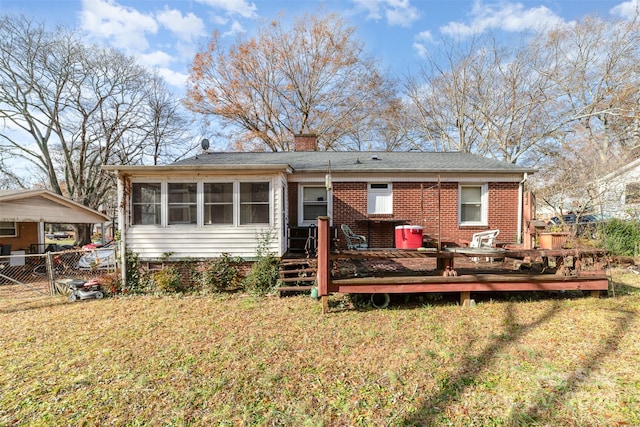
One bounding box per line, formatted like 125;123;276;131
1;0;638;92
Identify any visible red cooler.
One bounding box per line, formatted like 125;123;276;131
395;225;423;249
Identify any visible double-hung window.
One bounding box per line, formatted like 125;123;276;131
204;183;233;224
300;186;328;225
0;221;17;237
368;183;392;215
240;182;270;225
459;184;488;225
132;183;161;225
168;183;197;225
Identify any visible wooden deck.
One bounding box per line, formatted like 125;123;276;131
314;217;610;312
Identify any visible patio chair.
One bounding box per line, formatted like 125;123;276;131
341;224;368;250
469;229;500;262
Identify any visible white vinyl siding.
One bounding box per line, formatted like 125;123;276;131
368;183;392;215
459;184;488;226
126;176;282;259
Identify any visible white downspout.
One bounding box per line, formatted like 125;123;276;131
517;173;528;244
116;171;127;290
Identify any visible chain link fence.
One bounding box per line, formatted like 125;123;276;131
0;246;118;300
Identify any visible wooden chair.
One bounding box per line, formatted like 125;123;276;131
341;224;368;250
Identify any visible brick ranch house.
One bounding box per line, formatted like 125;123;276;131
103;135;535;262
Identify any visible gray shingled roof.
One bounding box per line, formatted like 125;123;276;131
173;151;535;174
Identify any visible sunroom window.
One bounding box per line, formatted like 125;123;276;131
168;183;197;225
132;183;161;225
240;182;270;225
204;182;233;224
459;184;487;225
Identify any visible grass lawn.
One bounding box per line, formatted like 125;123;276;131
1;269;640;426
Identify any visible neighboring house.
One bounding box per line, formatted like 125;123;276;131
597;157;640;219
104;135;535;260
0;189;110;254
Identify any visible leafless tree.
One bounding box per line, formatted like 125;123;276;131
185;12;399;152
0;15;189;244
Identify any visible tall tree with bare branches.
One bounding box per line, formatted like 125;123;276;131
0;15;189;243
185;13;399;152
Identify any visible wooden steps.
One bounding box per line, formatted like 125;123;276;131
278;259;317;295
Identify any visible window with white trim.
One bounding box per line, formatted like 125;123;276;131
459;184;488;225
168;183;197;224
132;183;161;225
368;183;392;215
0;221;17;237
300;186;328;225
204;182;233;224
240;182;270;225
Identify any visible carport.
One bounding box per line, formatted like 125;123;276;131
0;189;110;255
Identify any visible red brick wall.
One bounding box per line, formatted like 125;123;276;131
288;181;521;249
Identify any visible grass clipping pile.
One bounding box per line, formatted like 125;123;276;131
1;269;639;426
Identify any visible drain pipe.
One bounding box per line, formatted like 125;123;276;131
116;172;127;290
517;173;528;244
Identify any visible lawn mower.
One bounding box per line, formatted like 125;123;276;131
64;278;104;302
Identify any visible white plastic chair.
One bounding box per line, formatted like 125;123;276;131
341;224;368;250
469;229;500;262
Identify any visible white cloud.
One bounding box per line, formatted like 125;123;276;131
157;7;206;42
441;0;565;37
80;0;158;52
195;0;257;19
351;0;421;27
223;19;246;37
610;0;640;19
156;67;190;90
138;50;174;68
412;30;433;58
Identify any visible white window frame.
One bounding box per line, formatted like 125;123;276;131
367;183;393;215
203;181;234;226
130;179;274;228
459;183;488;226
0;221;17;237
238;181;272;226
131;182;163;226
167;182;198;225
298;185;331;226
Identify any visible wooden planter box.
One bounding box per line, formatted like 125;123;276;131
538;232;569;249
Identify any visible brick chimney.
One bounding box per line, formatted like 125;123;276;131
293;134;318;151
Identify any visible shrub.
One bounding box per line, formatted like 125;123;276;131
242;231;281;295
200;253;242;293
602;219;640;256
125;250;148;294
153;266;184;293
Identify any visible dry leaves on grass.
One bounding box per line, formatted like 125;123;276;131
1;277;639;426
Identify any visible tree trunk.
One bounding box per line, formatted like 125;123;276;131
73;224;93;246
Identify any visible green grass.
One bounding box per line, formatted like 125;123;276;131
1;270;640;426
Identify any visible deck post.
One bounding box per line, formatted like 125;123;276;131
317;216;330;314
460;291;471;306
